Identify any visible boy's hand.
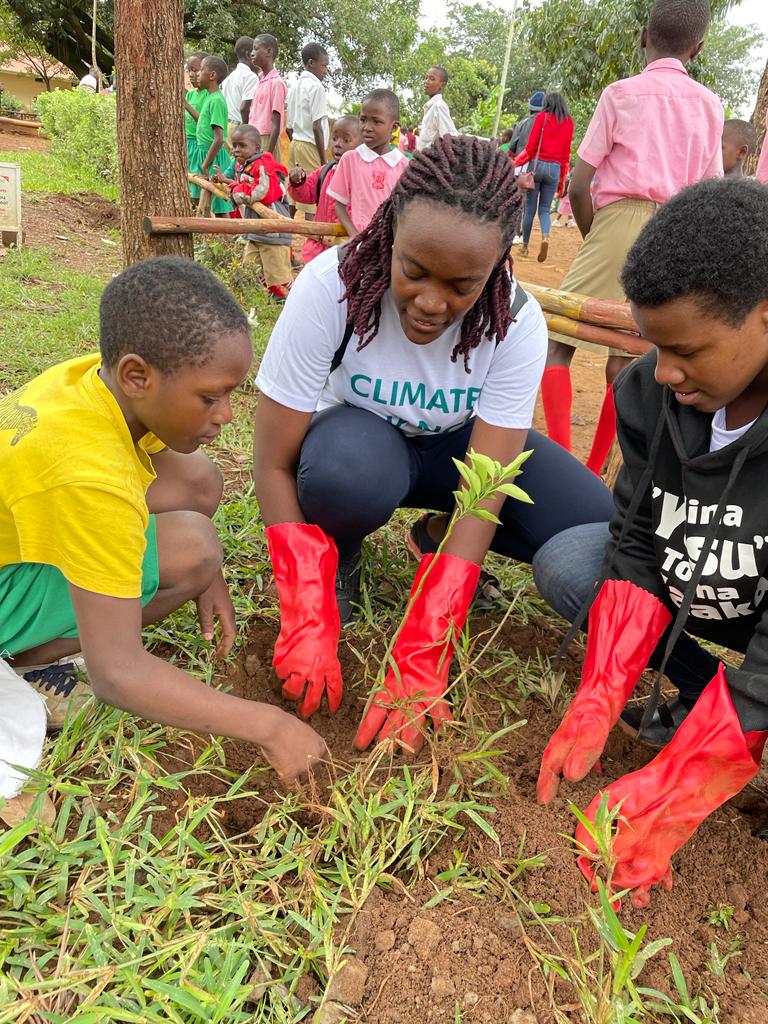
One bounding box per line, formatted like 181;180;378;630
289;165;306;186
196;570;237;656
259;712;329;781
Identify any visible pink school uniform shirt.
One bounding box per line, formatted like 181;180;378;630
327;144;407;232
579;57;723;211
288;162;340;263
248;67;287;135
756;110;768;184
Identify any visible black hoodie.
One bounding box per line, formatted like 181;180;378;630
605;351;768;714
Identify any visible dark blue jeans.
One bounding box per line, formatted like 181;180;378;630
296;406;614;561
522;159;560;244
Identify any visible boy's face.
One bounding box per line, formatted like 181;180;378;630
423;68;445;97
360;100;397;153
722;131;747;175
186;56;202;87
231;131;261;162
332;120;361;161
197;60;216;88
635;296;768;414
308;54;329;81
251;43;272;71
133;333;253;454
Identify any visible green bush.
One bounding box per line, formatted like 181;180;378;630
0;91;24;114
36;89;118;187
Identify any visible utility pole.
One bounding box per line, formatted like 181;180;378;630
491;0;519;139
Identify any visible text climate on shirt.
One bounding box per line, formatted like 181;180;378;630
255;247;547;436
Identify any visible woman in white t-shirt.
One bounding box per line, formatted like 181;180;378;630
253;135;613;750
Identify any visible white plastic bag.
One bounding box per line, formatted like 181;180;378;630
0;656;47;799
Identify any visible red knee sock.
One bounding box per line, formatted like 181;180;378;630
586;384;616;476
541;366;572;451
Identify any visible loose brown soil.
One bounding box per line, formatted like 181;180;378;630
147;617;768;1022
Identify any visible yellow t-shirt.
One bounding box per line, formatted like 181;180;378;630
0;354;165;599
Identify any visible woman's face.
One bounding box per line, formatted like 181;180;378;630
390;200;505;345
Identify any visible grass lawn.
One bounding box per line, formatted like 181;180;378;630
0;148;753;1024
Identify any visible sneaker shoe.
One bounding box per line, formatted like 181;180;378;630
15;655;92;731
618;696;691;749
336;549;362;626
406;514;502;611
268;283;291;303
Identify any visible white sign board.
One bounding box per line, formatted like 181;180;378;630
0;162;21;245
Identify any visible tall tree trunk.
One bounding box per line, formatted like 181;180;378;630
115;0;193;266
745;57;768;177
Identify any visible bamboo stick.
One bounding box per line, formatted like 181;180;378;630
144;216;346;238
521;281;639;331
188;173;293;221
542;313;651;356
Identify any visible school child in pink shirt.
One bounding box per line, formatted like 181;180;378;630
248;34;287;159
287;115;362;264
327;89;407;238
541;0;723;476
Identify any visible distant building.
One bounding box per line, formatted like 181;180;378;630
0;56;75;112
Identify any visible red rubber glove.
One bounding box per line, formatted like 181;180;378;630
354;553;480;753
266;523;342;718
537;579;672;803
576;664;767;908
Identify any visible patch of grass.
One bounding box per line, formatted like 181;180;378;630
0;148;119;202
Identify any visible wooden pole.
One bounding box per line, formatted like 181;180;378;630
542;314;650;356
144;216;346;237
521;281;639;331
492;0;518;139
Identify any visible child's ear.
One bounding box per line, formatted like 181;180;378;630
116;354;154;398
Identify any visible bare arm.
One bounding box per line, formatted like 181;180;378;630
267;110;281;155
240;98;252;123
184;100;200;120
442;419;528;565
201;125;224;175
568;157;596;238
71;587;327;777
252;394;313;525
335;200;357;240
312;118;326;166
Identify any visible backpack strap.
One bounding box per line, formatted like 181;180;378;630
318;160;336;197
510;280;528;321
330;321;355;374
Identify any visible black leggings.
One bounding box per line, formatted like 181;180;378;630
297;406;615;559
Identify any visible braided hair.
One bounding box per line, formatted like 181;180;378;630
339;134;523;372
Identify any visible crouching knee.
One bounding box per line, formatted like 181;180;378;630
156;510;223;600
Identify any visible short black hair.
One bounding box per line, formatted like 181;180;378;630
362;88;400;120
231;123;261;148
723;118;758;155
234;36;254;61
431;66;449;84
301;42;328;65
202;55;228;83
100;257;249;373
646;0;711;55
621;177;768;326
186;51;207;65
500;128;513;142
253;33;279;58
333;114;361;135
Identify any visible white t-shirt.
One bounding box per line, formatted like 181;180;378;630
78;74;97;92
256;247;547;436
286;70;329;146
221;62;259;123
710;406;756;452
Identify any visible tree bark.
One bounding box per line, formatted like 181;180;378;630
115;0;193;266
745;58;768;177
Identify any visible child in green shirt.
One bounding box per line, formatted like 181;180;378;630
184;51;208;193
192;55;232;214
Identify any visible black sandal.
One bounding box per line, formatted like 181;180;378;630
406;513;503;610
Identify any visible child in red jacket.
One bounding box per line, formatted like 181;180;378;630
287;115;361;264
214;124;292;302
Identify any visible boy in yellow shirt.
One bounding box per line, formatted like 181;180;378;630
0;257;326;793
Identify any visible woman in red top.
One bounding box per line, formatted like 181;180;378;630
514;92;574;263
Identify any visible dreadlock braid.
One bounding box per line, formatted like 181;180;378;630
339;134;523;371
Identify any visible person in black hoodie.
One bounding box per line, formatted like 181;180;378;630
533;175;768;907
